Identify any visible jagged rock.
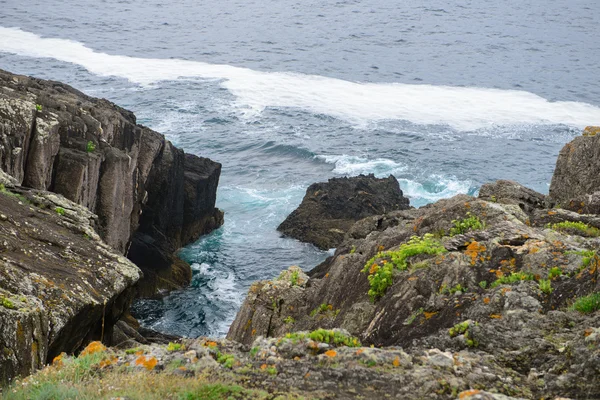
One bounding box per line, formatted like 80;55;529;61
277;174;410;250
229;185;600;398
0;185;140;386
478;179;546;214
0;69;223;295
549;126;600;213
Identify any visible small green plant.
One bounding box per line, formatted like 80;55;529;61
448;321;478;347
1;297;15;309
86;140;96;153
266;366;277;375
310;303;333;317
490;195;497;203
490;271;535;288
569;292;600;314
403;308;423;325
548;221;600;237
450;212;484;236
35;104;42;111
249;347;259;357
350;245;356;254
125;348;139;355
55;207;66;216
283;329;361;347
538;279;552;295
362;234;447;301
290;269;299;286
479;281;488;289
283;316;295;324
167;342;182;352
216;352;235;369
566;250;598;275
548;267;562;280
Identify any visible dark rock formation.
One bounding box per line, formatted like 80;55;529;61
277;174;410;250
0;172;140;386
229;176;600;398
549;126;600;213
0;69;223;296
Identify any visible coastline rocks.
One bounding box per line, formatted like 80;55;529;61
277;174;410;250
549;126;600;213
477;179;546;214
0;182;140;386
0;69;223;296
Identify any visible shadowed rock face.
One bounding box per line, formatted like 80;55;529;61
0;69;223;295
277;174;410;250
0;173;140;386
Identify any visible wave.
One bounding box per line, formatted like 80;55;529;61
2;27;600;131
316;154;407;176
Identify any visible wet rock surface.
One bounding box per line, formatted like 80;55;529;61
277;174;410;250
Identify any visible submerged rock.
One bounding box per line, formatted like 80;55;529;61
277;174;410;250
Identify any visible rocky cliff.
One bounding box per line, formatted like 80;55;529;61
0;69;223;295
228;130;600;399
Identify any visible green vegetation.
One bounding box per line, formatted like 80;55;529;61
569;292;600;314
448;321;478;347
249;347;260;358
548;221;600;237
362;234;447;301
55;207;66;216
283;316;295;324
403;308;423;325
350;245;356;254
124;348;140;355
450;212;484;236
0;184;29;204
216;352;235;369
35;104;42;111
283;329;361;347
490;271;535;288
265;366;278;376
167;342;183;352
478;281;488;289
548;267;563;280
290;269;300;286
440;283;466;295
86;140;96;153
538;279;552;295
566;250;599;275
1;296;15;309
310;303;338;317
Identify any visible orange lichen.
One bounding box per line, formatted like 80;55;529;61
260;364;268;370
99;356;117;369
52;353;65;368
356;349;364;355
135;355;157;371
465;241;486;266
369;264;380;274
490;314;502;319
378;245;385;252
80;341;106;356
584;328;593;337
204;341;218;347
501;287;511;295
324;350;337;357
424;311;437;319
392;357;400;367
304;372;311;379
459;390;482;399
408;276;418;281
483;297;490;304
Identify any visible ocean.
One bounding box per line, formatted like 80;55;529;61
1;0;599;337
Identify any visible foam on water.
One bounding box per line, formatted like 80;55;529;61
2;27;600;131
316;154;407;176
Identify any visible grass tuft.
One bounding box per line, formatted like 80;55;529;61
570;292;600;314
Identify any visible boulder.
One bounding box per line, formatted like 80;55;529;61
0;69;223;296
277;174;410;250
478;179;546;214
549;126;600;213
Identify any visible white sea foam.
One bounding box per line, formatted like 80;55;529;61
2;27;600;131
316;154;407;176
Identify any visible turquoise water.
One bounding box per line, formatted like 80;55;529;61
1;0;599;336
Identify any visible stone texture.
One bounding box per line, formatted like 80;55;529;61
278;174;410;250
0;69;223;295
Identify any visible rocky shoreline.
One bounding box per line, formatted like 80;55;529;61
0;70;599;399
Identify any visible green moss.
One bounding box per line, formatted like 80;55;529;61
566;250;598;275
265;366;278;376
569;292;600;314
490;271;535;288
538;279;552;295
403;308;423;325
216;352;235;369
478;281;488;289
440;283;466;295
249;347;259;358
1;297;15;309
35;104;42;111
450;212;484;236
448;321;478;347
350;245;356;254
124;348;139;355
86;140;96;153
283;329;361;347
310;303;334;317
548;267;562;280
55;207;66;216
362;234;446;301
283;316;295;324
290;269;299;286
167;342;183;352
548;221;600;237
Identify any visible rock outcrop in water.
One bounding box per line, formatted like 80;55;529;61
277;174;410;250
227;129;600;399
0;69;223;295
